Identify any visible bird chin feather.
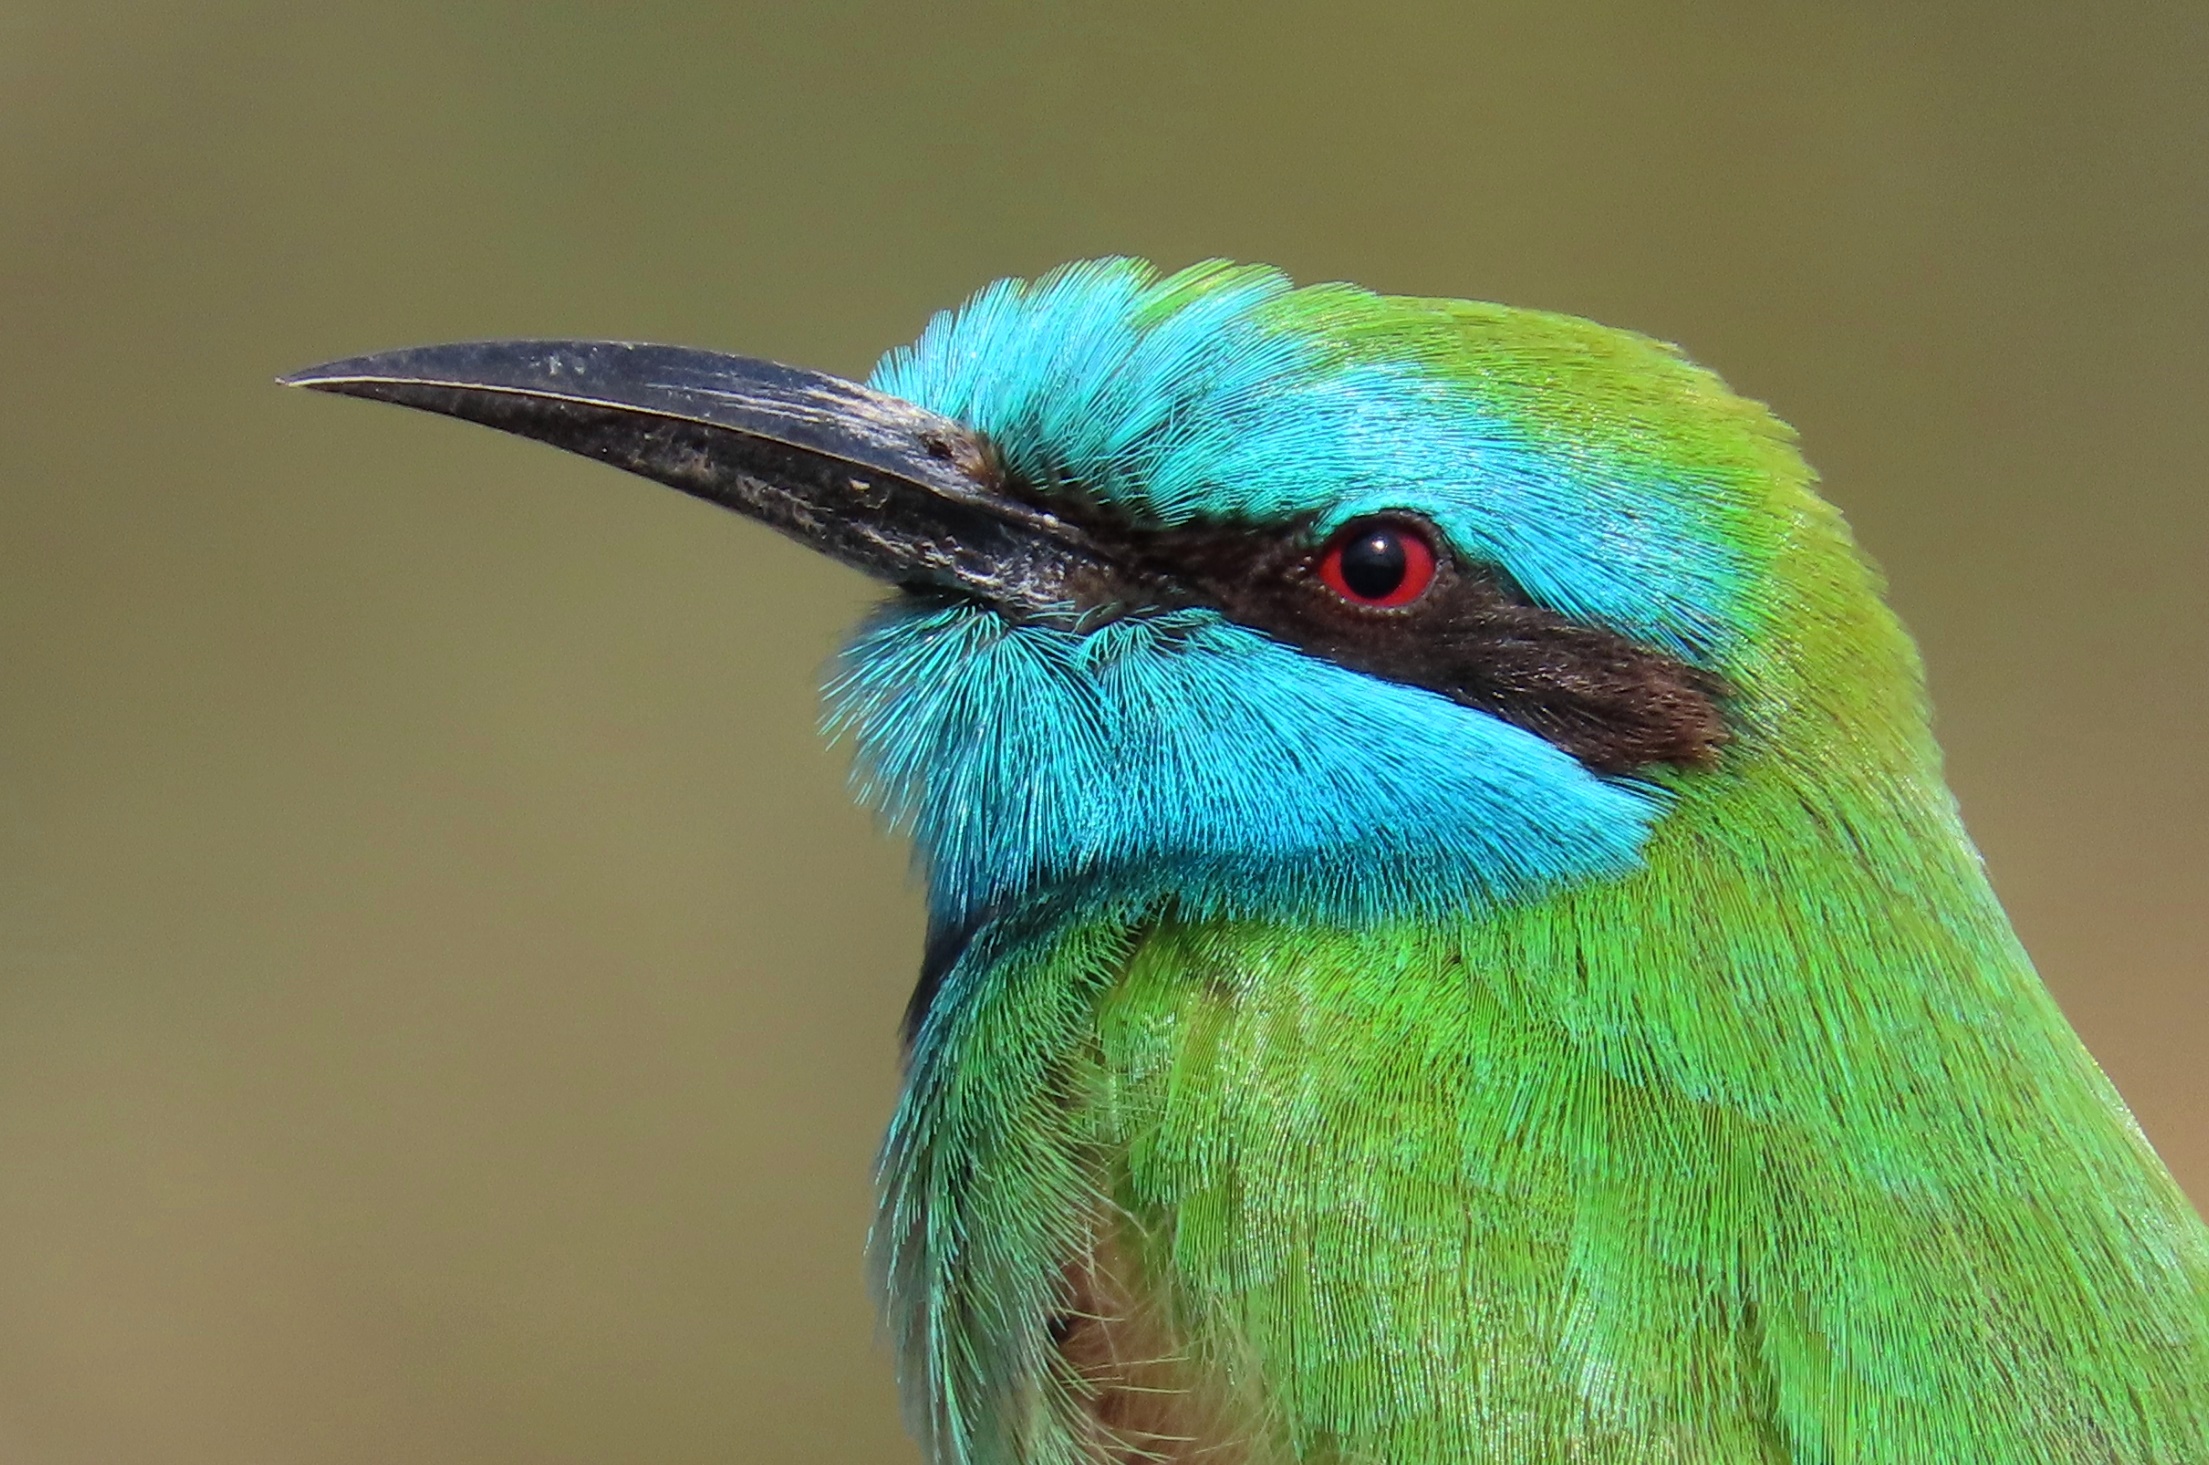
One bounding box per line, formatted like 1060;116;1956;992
825;594;1666;936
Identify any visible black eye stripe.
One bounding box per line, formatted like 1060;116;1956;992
1188;521;1728;772
985;490;1730;774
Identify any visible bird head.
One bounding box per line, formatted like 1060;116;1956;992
285;259;1926;943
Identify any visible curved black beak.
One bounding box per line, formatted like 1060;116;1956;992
280;340;1120;622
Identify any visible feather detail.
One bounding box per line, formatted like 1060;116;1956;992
853;261;2209;1464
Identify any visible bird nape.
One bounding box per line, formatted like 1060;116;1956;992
285;259;2209;1465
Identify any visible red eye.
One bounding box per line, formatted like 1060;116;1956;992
1317;520;1438;608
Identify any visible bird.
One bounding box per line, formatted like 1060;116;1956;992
285;258;2209;1464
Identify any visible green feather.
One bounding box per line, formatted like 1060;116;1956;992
868;273;2209;1464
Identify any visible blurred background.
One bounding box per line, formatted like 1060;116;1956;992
0;3;2203;1461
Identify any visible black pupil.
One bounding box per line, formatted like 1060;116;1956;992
1339;528;1407;600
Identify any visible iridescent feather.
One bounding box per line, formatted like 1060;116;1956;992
832;260;2209;1464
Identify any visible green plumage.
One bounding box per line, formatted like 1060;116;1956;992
296;258;2209;1461
853;266;2209;1463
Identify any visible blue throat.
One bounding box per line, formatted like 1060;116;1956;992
827;596;1665;933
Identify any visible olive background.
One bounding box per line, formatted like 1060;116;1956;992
1;4;2203;1461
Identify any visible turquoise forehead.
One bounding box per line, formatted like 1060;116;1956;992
868;258;1767;660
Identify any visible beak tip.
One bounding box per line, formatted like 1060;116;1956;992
278;357;371;391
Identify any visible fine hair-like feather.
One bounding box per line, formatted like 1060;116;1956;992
846;261;2209;1464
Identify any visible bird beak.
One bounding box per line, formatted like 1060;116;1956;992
280;340;1118;622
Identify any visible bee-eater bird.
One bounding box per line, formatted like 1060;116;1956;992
286;259;2208;1464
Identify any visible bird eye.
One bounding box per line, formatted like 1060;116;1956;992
1316;519;1438;608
